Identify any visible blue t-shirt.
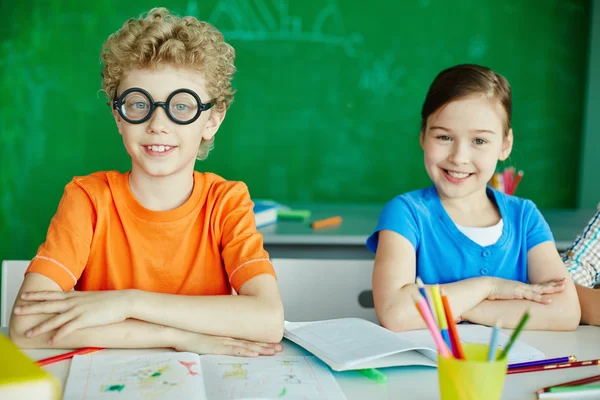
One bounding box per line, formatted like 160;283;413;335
366;186;554;284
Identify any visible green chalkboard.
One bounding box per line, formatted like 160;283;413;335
0;0;591;270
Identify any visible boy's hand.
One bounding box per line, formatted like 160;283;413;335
13;290;133;344
174;330;283;357
487;277;567;304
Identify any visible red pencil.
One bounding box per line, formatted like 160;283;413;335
511;170;524;195
36;347;103;366
440;288;465;359
508;359;599;375
536;371;600;394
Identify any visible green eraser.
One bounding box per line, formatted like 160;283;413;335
277;209;311;220
357;368;387;384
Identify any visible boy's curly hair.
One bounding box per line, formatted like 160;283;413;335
101;7;236;160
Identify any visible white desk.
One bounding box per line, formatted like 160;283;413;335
3;326;600;400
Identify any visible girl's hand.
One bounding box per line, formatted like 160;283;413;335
174;331;283;357
487;277;567;304
13;290;133;343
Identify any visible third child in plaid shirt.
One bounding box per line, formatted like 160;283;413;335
563;203;600;325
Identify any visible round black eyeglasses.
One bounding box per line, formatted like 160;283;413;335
113;87;214;125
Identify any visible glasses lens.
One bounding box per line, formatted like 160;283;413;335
121;91;151;121
169;92;198;122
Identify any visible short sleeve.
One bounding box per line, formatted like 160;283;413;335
525;200;554;252
219;182;276;292
366;197;420;253
26;180;96;291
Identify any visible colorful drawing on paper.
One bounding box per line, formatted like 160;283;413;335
178;360;200;376
100;384;125;392
94;362;181;398
63;353;204;400
218;363;249;379
204;356;340;399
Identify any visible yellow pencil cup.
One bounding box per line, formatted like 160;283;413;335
438;343;508;400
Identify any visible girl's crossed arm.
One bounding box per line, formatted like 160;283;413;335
462;242;581;330
373;230;570;331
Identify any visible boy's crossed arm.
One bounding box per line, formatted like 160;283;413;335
10;273;283;354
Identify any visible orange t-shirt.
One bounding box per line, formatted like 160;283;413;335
27;171;275;294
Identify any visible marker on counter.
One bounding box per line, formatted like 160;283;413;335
277;209;311;221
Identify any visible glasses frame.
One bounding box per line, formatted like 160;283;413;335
112;87;214;125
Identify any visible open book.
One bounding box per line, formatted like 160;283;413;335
284;318;545;371
62;352;346;400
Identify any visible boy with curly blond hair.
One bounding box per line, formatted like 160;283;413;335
10;8;284;357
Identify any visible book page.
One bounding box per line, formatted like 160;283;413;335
398;324;545;363
62;352;206;400
284;318;434;369
456;324;545;363
200;355;346;400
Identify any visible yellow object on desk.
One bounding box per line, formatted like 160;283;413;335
0;333;60;400
438;343;508;400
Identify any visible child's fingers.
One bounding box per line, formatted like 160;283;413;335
14;300;71;315
217;345;259;357
226;340;281;354
21;291;69;301
26;311;76;337
237;341;276;355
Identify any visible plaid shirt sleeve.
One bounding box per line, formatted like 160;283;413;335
562;205;600;287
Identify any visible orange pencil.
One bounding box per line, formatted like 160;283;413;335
440;288;465;359
311;216;342;230
36;347;103;366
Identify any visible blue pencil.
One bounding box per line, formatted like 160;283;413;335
488;320;501;361
416;277;432;312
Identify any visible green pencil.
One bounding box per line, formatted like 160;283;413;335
548;385;600;393
498;310;530;360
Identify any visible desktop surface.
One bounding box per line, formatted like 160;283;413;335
3;326;600;400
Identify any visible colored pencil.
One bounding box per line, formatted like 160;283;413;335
511;170;524;195
538;389;600;399
415;277;432;312
440;288;465;359
510;359;600;375
430;285;452;352
503;168;514;194
488;320;501;361
36;347;103;366
498;310;529;360
536;371;600;394
508;355;576;370
496;173;505;193
414;294;451;357
489;173;499;190
310;216;342;230
548;385;600;393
